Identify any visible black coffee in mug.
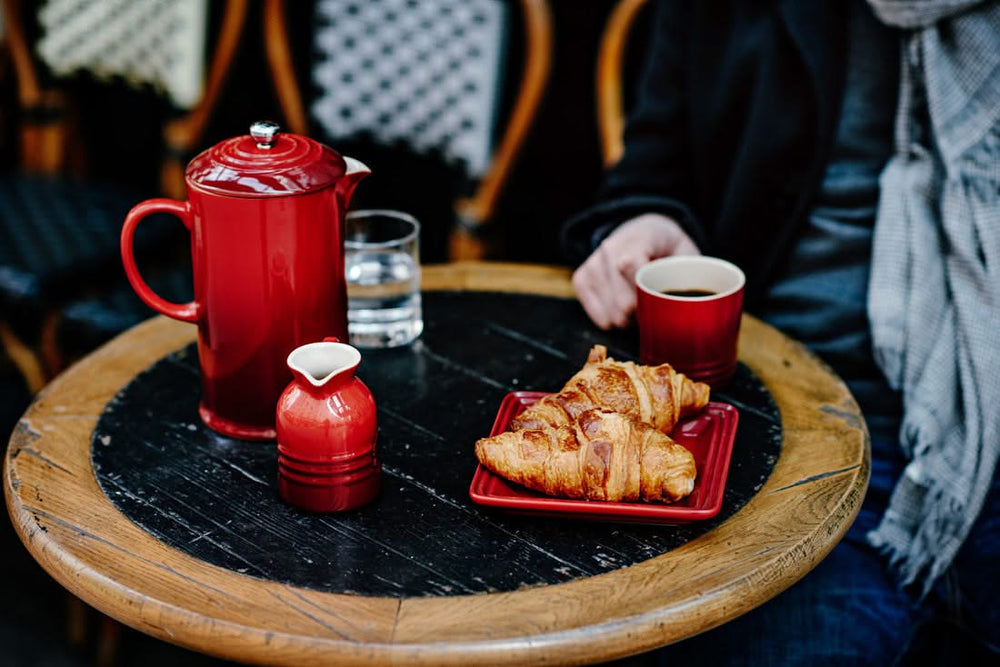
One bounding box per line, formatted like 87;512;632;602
661;288;716;297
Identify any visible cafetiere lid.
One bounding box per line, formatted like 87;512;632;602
185;121;348;197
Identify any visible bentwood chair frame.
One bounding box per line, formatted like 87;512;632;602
596;0;649;168
0;1;291;660
0;0;255;391
262;0;553;261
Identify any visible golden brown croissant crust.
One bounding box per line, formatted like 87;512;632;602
511;345;710;434
475;409;697;503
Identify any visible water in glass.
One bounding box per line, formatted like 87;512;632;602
345;249;422;348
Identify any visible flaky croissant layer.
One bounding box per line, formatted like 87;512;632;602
510;345;710;434
476;409;697;503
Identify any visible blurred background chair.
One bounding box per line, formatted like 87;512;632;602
0;0;255;385
595;0;649;169
0;2;253;662
0;0;236;390
265;0;553;263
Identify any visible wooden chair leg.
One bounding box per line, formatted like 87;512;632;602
39;310;66;377
96;613;122;667
65;594;88;648
448;224;491;261
65;595;124;667
0;321;48;394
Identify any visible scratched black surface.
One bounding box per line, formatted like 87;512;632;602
92;291;782;598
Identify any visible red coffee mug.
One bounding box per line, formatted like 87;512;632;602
635;256;745;387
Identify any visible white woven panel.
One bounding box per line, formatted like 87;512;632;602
36;0;208;109
311;0;507;177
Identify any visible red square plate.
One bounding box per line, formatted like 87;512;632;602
469;391;739;524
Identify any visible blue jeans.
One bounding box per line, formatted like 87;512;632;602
622;424;1000;666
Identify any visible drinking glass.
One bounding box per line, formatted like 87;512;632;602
344;210;423;348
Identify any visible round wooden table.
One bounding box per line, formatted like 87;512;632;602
4;262;869;666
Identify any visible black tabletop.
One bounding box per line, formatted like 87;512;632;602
92;291;781;598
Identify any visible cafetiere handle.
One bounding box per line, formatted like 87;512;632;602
121;199;200;324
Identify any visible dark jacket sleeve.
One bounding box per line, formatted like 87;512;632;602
560;0;707;265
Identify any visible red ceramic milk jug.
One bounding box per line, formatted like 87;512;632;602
275;338;380;512
121;122;370;440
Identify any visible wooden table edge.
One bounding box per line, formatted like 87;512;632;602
4;261;870;666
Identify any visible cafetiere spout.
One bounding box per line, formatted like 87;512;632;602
337;156;371;209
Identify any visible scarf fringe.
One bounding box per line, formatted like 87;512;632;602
867;479;967;599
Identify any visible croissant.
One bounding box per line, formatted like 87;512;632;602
476;409;697;503
511;345;710;434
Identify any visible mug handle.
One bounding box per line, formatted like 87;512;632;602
120;199;199;323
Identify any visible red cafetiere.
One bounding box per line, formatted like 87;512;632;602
121;122;370;440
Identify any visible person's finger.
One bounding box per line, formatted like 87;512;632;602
573;256;616;329
666;231;700;256
634;214;700;258
615;245;653;286
605;250;641;327
575;242;638;329
601;252;635;328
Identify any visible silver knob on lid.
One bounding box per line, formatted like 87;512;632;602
250;120;281;148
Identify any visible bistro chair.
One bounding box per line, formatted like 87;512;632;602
0;3;256;661
0;0;251;383
264;0;553;262
595;0;649;168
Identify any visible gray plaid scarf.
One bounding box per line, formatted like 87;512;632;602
866;0;1000;597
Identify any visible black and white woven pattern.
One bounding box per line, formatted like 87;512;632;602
311;0;507;177
35;0;208;109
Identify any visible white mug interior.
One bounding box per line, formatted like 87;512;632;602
636;256;745;300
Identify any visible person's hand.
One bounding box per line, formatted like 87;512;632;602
572;213;700;329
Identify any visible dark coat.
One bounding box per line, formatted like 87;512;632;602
561;0;851;309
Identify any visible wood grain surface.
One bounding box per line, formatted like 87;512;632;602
4;261;870;666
